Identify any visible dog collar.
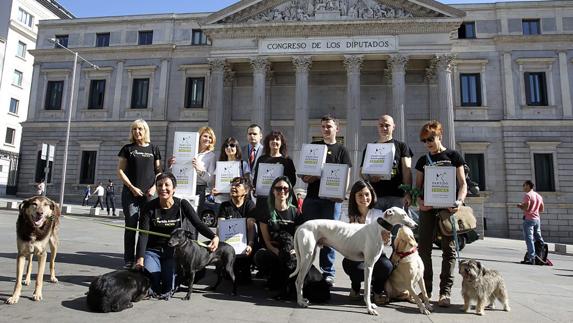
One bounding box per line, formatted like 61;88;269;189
377;218;394;231
396;247;417;259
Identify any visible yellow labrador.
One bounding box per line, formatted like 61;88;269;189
6;196;60;304
385;226;432;315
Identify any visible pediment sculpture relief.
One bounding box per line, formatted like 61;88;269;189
224;0;414;24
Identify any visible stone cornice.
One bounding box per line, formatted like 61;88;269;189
203;19;462;38
494;34;573;44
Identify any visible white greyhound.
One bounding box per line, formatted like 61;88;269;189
289;206;417;316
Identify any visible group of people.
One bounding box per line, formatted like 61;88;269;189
82;180;117;216
114;114;470;306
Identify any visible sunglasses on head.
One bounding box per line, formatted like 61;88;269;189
420;136;435;143
273;186;290;193
225;143;237;148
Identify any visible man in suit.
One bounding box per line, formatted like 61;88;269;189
243;124;263;177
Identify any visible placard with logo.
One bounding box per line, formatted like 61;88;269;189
172;132;199;198
423;166;456;207
215;161;241;193
319;163;349;199
361;143;396;179
217;218;247;255
256;163;284;197
297;144;327;176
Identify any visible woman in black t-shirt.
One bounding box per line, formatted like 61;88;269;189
414;120;467;308
135;173;219;299
254;176;301;292
117;119;162;268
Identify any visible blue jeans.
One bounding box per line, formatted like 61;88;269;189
121;188;148;263
144;248;176;295
523;218;544;261
302;198;341;278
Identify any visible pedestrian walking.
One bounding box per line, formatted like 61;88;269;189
93;182;105;210
82;185;91;206
106;179;116;216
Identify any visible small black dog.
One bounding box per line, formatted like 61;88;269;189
86;269;150;312
167;228;237;299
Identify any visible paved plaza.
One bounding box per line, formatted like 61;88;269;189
0;207;572;323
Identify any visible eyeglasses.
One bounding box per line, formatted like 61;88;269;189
420;136;435;143
224;143;237;148
273;186;290;193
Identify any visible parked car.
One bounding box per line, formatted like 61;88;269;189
200;194;220;228
409;208;479;251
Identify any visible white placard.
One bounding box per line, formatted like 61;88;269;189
172;132;199;198
361;143;395;179
217;218;247;255
423;166;457;207
256;163;284;197
215;161;241;193
319;163;349;199
297;144;327;176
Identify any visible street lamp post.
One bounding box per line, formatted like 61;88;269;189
49;38;98;208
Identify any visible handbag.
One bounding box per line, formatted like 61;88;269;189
437;206;477;236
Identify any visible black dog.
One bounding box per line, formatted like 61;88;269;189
273;231;330;303
86;269;150;312
167;228;237;299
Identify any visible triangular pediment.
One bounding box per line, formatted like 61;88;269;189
205;0;465;25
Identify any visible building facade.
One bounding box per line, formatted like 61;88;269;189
20;0;573;243
0;0;72;195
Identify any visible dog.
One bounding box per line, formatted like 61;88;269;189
384;226;432;315
6;196;60;304
86;269;150;312
167;228;237;299
459;259;511;315
290;206;417;315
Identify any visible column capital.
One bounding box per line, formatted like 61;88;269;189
387;54;409;72
343;55;364;73
433;54;456;73
224;67;235;86
292;56;312;73
208;58;227;72
250;56;270;73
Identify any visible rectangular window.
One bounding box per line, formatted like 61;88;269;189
533;153;555;191
95;33;110;47
464;153;486;192
16;41;27;58
18;8;34;28
185;77;205;108
191;29;209;45
9;98;19;114
35;151;53;183
5;128;16;145
524;72;548;106
79;151;97;184
88;79;106;109
458;22;476;39
45;80;64;110
12;70;23;86
131;78;149;109
522;19;541;35
138;31;153;45
54;34;69;48
460;73;482;106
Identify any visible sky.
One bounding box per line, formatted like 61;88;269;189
57;0;538;18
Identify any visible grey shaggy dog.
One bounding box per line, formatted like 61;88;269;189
458;259;511;315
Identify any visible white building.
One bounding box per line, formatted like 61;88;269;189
20;0;573;243
0;0;72;195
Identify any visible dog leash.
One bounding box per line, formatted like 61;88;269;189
62;214;210;248
450;213;461;263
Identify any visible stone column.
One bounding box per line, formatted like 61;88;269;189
344;55;363;184
292;56;312;167
222;66;235;140
71;61;82;121
558;51;572;118
208;58;226;143
387;54;409;142
434;54;456;149
502;52;516;118
250;56;269;131
157;59;169;118
112;61;123;119
425;60;439;121
28;63;41;120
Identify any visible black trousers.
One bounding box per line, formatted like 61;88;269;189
342;254;393;294
93;196;104;209
106;194;116;215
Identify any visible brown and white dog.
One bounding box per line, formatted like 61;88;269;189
384;226;432;315
6;196;60;304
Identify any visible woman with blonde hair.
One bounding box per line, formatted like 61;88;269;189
117;119;162;269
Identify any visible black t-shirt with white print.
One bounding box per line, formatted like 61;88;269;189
306;140;352;199
118;143;161;192
415;149;465;197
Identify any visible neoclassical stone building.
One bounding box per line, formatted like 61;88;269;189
20;0;573;243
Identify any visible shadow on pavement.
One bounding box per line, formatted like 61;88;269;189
61;295;91;312
0;251;123;270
